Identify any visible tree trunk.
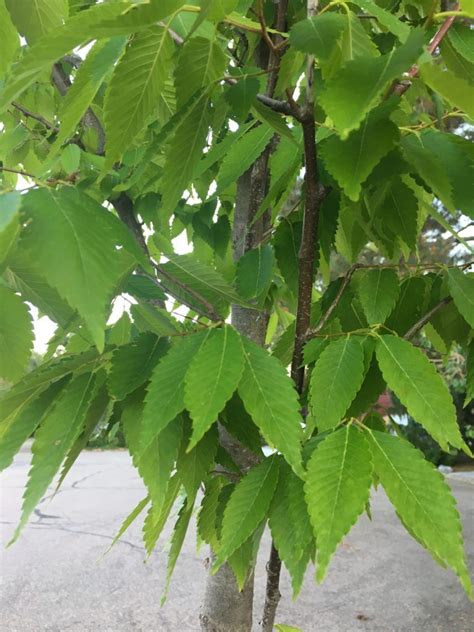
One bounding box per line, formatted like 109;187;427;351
200;562;255;632
200;163;271;629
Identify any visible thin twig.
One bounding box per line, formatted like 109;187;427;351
305;260;474;341
52;61;106;154
0;166;36;179
257;0;278;52
427;7;460;54
11;102;58;132
403;296;452;339
153;263;221;322
111;194;220;320
306;264;362;340
391;3;460;96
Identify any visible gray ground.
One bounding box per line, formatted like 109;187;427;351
1;447;473;632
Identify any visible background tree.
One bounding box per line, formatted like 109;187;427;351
0;1;473;630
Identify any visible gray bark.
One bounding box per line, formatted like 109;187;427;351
200;562;255;632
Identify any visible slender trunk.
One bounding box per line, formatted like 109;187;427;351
201;166;271;630
201;1;287;624
261;0;323;621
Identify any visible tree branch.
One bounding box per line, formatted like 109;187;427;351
403;296;452;340
11;101;58;132
391;3;460;96
256;93;293;115
306;264;362;340
153;262;222;322
52;61;106;154
261;3;323;628
0;166;36;179
111;194;221;320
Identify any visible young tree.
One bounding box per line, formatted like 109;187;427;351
0;0;473;629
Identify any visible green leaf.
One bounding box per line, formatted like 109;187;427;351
274;219;302;295
221;394;262;455
175;36;227;107
11;372;96;543
0;0;19;78
161;90;211;218
20;188;133;351
215;456;279;566
0;287;33;383
5;0;68;44
108;333;169;400
357;268;400;325
158;254;243;317
320;29;424;138
320;111;399;201
104;26;174;169
140;331;209;455
448;23;474;64
447;269;474;329
353;0;410;42
370;178;419;253
323;11;379;79
184;326;244;450
225;76;260;121
269;460;313;595
335;198;369;262
401;130;474;217
4;247;75;328
60;144;81;174
386;276;427;336
107;313;132;346
420;62;474;119
0;2;129;109
309;337;366;432
441;37;474;85
0;191;21;269
161;495;195;604
107;496;150;553
125;274;167;302
131;303;181;337
142;472;181;556
122;392;182;509
375;335;467;452
0;378;66;472
195;120;254;179
238;337;304;477
366;430;472;596
0;350;99;440
176;424;218;500
305;425;372;582
346;357;386;418
289;14;346;60
227;523;264;591
252;101;294;142
236;245;274;299
57;381;111;489
50;37;126;157
198;477;226;549
217;123;274;193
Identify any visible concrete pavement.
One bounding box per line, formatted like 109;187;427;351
1;448;473;631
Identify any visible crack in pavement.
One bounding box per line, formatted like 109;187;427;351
38;469;106;506
29;523;145;552
71;469;107;489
